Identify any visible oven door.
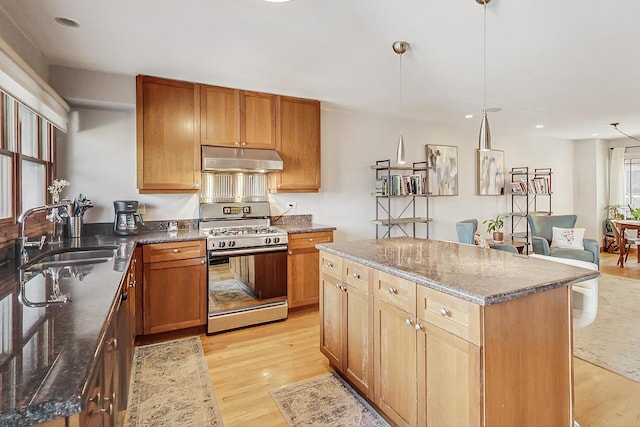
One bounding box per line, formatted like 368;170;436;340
207;247;288;333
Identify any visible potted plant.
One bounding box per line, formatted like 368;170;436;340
605;205;625;220
483;215;506;242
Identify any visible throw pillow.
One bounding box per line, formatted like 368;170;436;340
550;227;585;250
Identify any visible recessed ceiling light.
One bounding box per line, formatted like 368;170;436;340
465;114;474;119
535;124;545;129
55;17;80;28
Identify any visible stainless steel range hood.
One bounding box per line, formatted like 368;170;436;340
202;146;283;172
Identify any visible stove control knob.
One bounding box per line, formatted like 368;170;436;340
264;237;272;244
229;240;236;247
274;237;280;244
218;241;225;248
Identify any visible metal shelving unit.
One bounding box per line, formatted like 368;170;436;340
372;159;431;239
509;166;552;253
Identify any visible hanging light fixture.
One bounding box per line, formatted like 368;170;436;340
392;41;409;164
477;0;491;151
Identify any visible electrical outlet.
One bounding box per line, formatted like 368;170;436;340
287;202;297;209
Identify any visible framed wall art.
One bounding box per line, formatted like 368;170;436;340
477;149;505;196
426;144;458;196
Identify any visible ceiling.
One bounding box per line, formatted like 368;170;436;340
1;0;640;141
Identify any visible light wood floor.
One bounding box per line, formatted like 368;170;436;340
198;251;640;427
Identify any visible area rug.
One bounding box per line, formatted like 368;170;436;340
124;336;224;426
209;279;255;307
574;273;640;382
270;372;390;427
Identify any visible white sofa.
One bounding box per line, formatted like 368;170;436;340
529;254;598;329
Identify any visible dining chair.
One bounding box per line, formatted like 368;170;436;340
611;220;640;263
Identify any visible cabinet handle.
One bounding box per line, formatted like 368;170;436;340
129;280;136;288
89;392;101;405
327;262;334;268
405;318;413;326
173;248;179;253
388;287;397;295
352;272;360;279
336;283;341;290
342;285;347;292
107;337;118;350
415;323;424;331
440;308;450;317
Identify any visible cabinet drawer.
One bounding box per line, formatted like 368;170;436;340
343;259;371;293
374;270;416;316
320;251;342;280
417;286;482;345
143;240;205;263
288;231;333;250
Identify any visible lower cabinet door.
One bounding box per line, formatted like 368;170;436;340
417;322;482;427
374;299;417;427
319;273;344;371
287;247;320;308
143;257;207;334
344;282;372;399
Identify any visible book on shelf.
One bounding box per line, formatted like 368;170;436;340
375;174;427;196
510;176;550;194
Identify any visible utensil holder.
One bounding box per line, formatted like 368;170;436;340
69;217;83;238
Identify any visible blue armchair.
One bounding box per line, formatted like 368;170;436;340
527;214;599;266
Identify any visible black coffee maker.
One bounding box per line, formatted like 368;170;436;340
113;200;144;235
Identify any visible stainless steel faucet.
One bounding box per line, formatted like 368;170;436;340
18;200;72;263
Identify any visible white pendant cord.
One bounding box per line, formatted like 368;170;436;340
399;50;404;137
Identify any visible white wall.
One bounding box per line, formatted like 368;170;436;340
52;67;581;243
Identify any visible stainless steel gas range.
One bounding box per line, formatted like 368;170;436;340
200;201;288;334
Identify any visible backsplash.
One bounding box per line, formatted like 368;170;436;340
84;219;201;235
270;214;312;225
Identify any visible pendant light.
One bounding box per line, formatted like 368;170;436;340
477;0;491;151
393;41;409;164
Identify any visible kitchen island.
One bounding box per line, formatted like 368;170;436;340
317;237;599;427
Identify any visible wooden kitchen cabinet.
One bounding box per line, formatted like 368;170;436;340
142;240;207;334
319;252;374;399
287;230;333;308
373;270;418;427
319;249;574;426
136;75;201;193
201;84;276;149
269;96;321;193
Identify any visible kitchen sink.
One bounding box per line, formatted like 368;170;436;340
23;246;119;270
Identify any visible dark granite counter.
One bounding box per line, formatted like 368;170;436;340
0;230;206;426
275;223;336;234
316;237;600;306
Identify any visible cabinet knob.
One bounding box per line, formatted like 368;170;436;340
388;287;398;295
200;259;205;265
129;280;136;288
440;308;450;317
352;272;360;279
335;283;341;290
107;337;118;350
415;323;424;331
327;262;334;268
405;318;413;326
173;248;179;253
289;251;293;255
89;392;101;405
308;238;314;242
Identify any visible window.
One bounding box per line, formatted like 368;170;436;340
0;91;57;246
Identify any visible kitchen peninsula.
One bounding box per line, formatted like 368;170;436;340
317;237;599;427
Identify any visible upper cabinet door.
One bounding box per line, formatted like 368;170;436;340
136;75;200;193
201;86;276;149
200;85;240;146
241;91;276;149
269;96;321;193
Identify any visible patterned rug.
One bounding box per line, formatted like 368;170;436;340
270;372;390;427
124;337;224;426
209;279;255;307
574;273;640;382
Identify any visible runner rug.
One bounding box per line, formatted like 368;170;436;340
124;336;224;426
270;372;390;427
573;273;640;382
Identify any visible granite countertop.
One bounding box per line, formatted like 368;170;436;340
316;237;600;306
274;223;336;234
0;230;206;426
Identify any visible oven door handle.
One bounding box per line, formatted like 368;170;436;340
208;245;288;256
